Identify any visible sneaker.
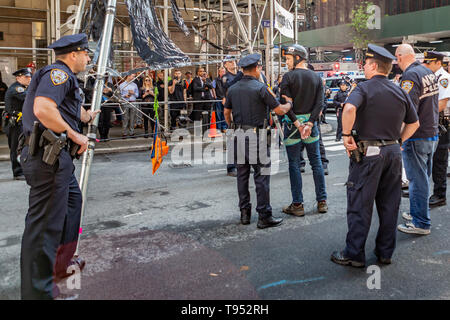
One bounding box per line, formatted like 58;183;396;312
300;167;305;173
227;170;237;177
397;222;430;235
323;166;329;175
318;200;328;213
282;203;305;217
429;194;446;207
402;212;413;221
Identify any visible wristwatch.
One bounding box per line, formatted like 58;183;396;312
342;133;352;137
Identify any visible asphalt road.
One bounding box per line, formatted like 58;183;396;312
1;117;449;300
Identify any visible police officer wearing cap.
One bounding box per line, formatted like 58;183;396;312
422;51;450;207
395;44;440;235
279;43;328;217
3;68;32;180
333;80;349;142
331;44;419;267
224;53;294;229
20;33;99;300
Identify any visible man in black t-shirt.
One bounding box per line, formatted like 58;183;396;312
279;44;328;217
168;69;186;129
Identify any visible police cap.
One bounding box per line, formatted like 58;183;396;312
365;44;396;63
48;33;92;55
238;53;262;68
423;51;446;63
281;44;308;60
13;68;32;77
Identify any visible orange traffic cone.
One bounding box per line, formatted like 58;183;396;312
208;111;222;138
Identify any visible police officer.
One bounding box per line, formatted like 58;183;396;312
331;44;420;267
395;44;440;235
20;33;99;299
223;56;243;177
4;68;31;180
422;51;450;207
333;80;349;142
279;44;328;217
224;53;293;229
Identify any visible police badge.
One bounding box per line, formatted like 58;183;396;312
50;69;68;86
401;80;414;94
16;86;25;93
440;78;449;89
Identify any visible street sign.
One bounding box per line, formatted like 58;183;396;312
261;20;275;28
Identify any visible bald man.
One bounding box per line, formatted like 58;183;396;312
395;44;439;235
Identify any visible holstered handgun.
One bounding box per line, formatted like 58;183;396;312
28;121;41;156
350;129;364;163
39;129;67;165
1;111;9;130
70;142;81;159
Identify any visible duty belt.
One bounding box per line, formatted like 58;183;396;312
359;140;398;154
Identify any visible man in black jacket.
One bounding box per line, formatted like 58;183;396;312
191;67;210;122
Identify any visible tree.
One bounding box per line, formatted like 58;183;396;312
350;1;374;64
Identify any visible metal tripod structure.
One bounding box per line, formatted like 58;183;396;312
70;0;296;255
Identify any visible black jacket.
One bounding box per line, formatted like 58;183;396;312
333;90;348;110
192;76;213;101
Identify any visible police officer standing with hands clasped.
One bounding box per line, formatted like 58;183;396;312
4;68;32;180
331;44;419;267
20;33;100;300
224;53;294;229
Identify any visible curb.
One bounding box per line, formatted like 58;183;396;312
0;124;334;160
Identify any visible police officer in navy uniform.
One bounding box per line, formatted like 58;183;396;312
422;51;450;207
331;44;419;267
20;33;99;299
224;53;294;229
4;68;32;180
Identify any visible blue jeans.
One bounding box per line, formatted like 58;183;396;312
402;139;438;229
286;125;327;203
214;102;227;130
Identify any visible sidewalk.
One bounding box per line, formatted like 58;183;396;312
0;123;333;161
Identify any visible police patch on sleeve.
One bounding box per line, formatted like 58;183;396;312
16;86;25;93
50;69;69;86
401;80;414;94
440;78;449;89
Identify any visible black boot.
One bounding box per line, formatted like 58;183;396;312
240;208;251;225
257;215;283;229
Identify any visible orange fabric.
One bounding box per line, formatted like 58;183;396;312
208;111;222;138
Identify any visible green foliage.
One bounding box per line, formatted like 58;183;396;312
350;1;374;50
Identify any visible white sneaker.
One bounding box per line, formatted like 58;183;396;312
402;212;413;221
397;222;431;235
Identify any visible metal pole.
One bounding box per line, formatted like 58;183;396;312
75;0;117;257
164;0;169;132
269;0;274;86
56;0;61;39
72;0;87;34
294;0;298;44
220;0;224;62
229;0;251;52
248;0;252;45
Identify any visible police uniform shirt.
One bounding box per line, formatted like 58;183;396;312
401;61;439;139
223;70;243;90
224;75;279;127
22;61;82;136
435;67;450;112
4;81;27;114
346;75;419;141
